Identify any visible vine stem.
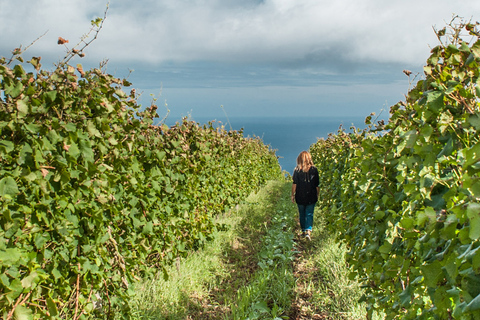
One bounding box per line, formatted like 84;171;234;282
73;269;80;319
7;291;32;320
61;2;109;65
382;144;395;199
103;279;112;319
6;30;48;66
73;247;81;320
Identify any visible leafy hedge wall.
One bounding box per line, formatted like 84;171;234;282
311;20;480;319
0;55;282;319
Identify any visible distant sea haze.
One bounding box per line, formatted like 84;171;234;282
165;116;368;175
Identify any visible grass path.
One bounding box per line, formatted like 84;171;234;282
130;180;368;319
289;215;367;319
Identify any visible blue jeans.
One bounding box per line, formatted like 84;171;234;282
297;203;315;232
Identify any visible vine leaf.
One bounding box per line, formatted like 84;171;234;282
14;305;33;320
0;176;19;198
467;203;480;240
465;293;480;312
464;142;480;169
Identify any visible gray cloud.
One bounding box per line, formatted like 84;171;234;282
1;0;479;119
2;0;479;68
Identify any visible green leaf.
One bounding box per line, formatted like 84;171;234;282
24;123;42;134
17;143;33;166
143;221;153;234
46;130;61;144
21;271;39;289
398;285;413;306
14;305;33;320
28;56;41;68
467;203;480;240
472;40;480;58
108;135;118;145
0;273;10;286
404;130;417;149
426;90;444;112
86;121;101;138
417;207;436;226
34;233;49;249
473;249;480;270
6;81;23;98
375;211;385;220
0;176;19;197
16;99;29;117
0;248;22;264
470;114;480;130
47;297;58;316
79;139;94;162
421;260;443;287
64;123;76;132
400;217;415;229
51;268;62;280
156;150;166;160
465;293;480;312
96;194;108;204
45;90;57;103
67;141;80;158
91;17;103;27
0;140;15;154
253;301;270;313
437;137;453;158
420;124;434;142
378;242;392;254
7;278;23;300
464;142;480;169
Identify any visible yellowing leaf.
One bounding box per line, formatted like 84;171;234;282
16;99;28;117
21;271;39;289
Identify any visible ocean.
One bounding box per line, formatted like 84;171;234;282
165;116;368;175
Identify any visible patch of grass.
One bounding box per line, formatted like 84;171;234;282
230;182;296;319
291;211;381;320
129;180;286;319
129;212;236;319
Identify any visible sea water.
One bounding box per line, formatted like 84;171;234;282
166;116;368;175
228;116;367;174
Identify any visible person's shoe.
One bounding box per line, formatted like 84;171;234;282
305;231;311;241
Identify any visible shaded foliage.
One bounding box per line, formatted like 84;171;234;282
311;19;480;319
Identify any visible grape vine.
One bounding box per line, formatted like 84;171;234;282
311;19;480;319
0;52;282;318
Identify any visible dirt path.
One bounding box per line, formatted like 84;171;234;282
289;232;331;320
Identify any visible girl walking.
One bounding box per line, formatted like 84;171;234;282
291;151;320;240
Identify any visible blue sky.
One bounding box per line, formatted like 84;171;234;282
1;0;480;121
